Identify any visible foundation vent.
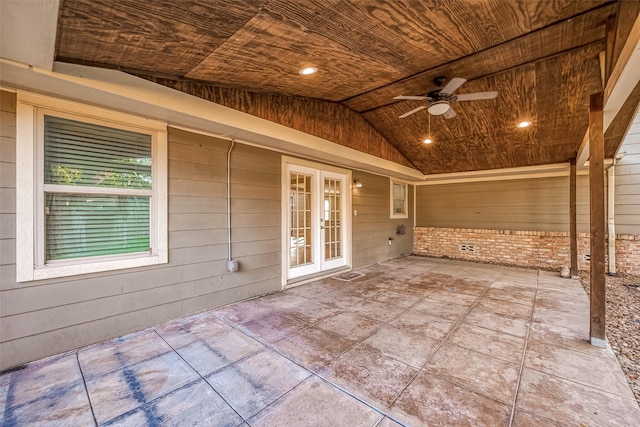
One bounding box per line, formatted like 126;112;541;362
459;244;476;253
583;254;608;263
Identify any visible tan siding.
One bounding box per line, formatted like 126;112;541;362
0;107;282;370
416;176;591;233
352;172;413;268
0;91;16;298
0;278;278;370
615;114;640;234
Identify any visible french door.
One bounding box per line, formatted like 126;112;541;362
287;164;349;279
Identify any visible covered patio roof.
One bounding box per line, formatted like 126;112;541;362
2;1;640;179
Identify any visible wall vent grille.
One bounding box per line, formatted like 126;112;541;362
583;254;608;263
459;244;476;253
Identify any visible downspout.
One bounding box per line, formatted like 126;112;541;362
607;161;616;276
226;140;238;272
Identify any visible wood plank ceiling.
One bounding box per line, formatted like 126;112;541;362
55;0;624;174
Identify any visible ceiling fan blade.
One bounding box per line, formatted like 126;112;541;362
393;95;428;100
455;91;499;101
440;77;467;96
399;105;426;118
443;107;457;119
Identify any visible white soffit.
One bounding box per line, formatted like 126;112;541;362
0;0;59;70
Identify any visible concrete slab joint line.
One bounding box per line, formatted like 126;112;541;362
1;257;639;426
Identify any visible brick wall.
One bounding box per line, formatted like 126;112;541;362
413;227;640;276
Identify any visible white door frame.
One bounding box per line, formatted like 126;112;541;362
281;157;352;286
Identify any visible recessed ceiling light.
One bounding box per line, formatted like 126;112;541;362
299;67;318;75
517;121;532;128
423;138;433;144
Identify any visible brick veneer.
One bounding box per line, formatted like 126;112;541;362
413;227;640;276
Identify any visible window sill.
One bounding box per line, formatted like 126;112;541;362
390;214;409;219
19;254;167;282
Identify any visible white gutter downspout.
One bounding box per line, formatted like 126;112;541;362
607;162;616;276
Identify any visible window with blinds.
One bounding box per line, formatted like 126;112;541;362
391;181;408;218
43;115;152;261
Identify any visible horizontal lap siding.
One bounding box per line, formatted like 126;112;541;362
352;172;413;268
416;176;591;233
0;107;281;369
615;114;640;235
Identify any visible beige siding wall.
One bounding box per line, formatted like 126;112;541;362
615;113;640;235
416;176;590;233
0;91;413;369
352;172;413;268
0;96;282;370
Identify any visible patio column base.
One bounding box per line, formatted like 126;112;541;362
590;337;606;348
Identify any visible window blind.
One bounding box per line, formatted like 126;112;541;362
44;115;152;189
43;116;152;261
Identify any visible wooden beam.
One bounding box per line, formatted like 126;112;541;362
589;92;606;348
570;159;578;277
605;14;617;83
604;7;640;103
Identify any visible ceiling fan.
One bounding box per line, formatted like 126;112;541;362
394;76;498;119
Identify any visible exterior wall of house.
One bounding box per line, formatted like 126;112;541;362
352;172;414;268
0;90;414;370
414;122;640;276
0;92;283;370
615;113;640;235
415;176;590;233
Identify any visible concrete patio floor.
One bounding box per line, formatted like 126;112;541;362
2;256;639;426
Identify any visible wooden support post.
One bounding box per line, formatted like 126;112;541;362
570;159;578;278
589;92;606;348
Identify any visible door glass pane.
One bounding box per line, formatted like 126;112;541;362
290;172;313;267
323;177;342;261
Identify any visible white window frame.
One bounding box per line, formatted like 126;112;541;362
16;93;168;282
390;180;409;219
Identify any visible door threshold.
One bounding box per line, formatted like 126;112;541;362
286;266;351;288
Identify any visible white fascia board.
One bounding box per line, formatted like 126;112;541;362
0;0;59;70
578;23;640;168
0;59;423;181
418;163;572;185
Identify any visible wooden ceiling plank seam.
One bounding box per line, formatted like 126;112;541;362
340;1;615;108
357;39;607;116
55;0;269;76
363;43;603;174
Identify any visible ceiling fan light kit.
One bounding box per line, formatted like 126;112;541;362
427;100;450;115
395;76;498;120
